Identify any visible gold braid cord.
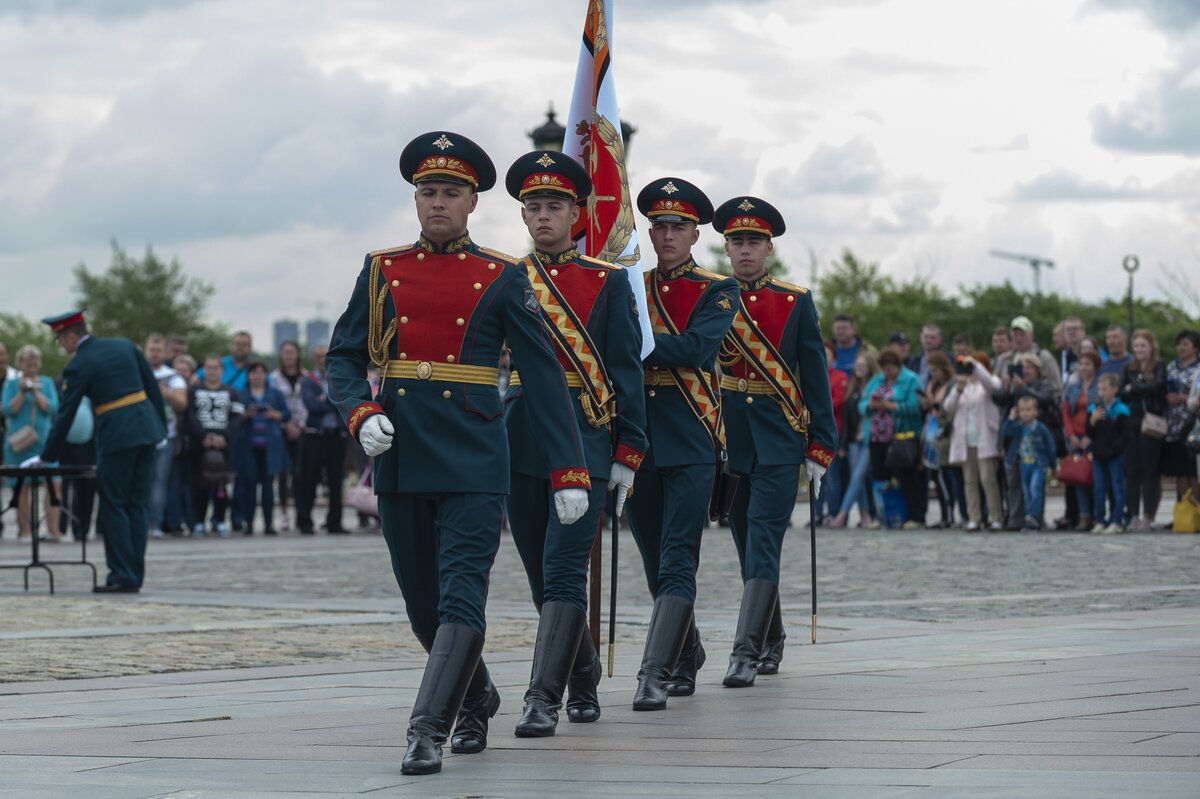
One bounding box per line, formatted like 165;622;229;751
367;255;396;372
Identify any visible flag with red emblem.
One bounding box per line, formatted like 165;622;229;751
563;0;653;358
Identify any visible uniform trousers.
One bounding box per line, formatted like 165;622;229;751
507;473;608;611
97;444;155;588
377;492;503;637
625;464;711;603
728;461;801;585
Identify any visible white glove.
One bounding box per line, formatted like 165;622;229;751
607;462;635;517
19;456;43;468
358;414;394;457
554;487;589;525
806;459;827;500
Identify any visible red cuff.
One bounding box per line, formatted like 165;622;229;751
613;443;645;472
346;402;384;439
551;468;592;491
807;441;835;468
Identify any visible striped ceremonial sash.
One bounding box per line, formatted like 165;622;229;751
523;256;615;428
646;270;725;450
724;298;810;434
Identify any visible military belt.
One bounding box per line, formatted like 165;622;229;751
718;375;776;395
644;368;712;387
508;371;584;388
382;361;499;385
94;390;148;416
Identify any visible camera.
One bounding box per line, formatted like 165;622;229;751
1007;363;1023;378
955;356;974;375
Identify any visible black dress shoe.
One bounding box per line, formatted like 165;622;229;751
93;584;139;594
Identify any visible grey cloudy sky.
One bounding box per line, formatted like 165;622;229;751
1;0;1197;347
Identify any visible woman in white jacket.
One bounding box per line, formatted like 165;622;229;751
942;352;1004;531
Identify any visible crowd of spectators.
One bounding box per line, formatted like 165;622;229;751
819;315;1200;533
0;331;367;543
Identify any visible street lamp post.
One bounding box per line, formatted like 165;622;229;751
528;104;636;155
1123;254;1139;335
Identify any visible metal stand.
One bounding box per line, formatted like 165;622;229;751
0;465;98;594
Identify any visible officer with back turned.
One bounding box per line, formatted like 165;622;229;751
625;178;738;711
713;196;836;686
324;132;590;776
502;150;647;737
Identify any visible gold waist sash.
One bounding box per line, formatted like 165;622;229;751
382;361;499;385
644;368;712;387
94;390;148;416
509;371;584;388
718;375;776;395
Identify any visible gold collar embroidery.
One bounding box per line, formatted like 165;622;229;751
737;273;771;291
417;232;473;254
664;258;698;281
535;247;580;265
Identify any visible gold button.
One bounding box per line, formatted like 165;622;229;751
550;268;559;276
458;253;467;260
661;285;670;292
384;258;392;266
397;388;406;397
750;295;758;302
391;279;399;287
787;295;795;303
488;263;497;270
417;252;425;261
648;390;657;397
400;316;409;324
749;372;756;379
747;397;754;404
446;355;455;362
598;272;606;278
456;318;464;326
399;352;407;360
473;282;482;290
442;390;452;399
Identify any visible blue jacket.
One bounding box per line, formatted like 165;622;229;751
720;275;837;474
326;234;588;495
300;371;344;434
232;385;291;476
641;258;738;468
857;366;924;443
41;336;166;461
1001;418;1056;469
505;248;648;481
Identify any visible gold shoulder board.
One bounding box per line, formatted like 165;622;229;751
769;278;809;294
368;242;414;258
580;255;621;270
692;267;729;281
478;246;518;264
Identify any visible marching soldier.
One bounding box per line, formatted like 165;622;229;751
712;197;836;687
325;132;591;775
502;151;647;736
626;178;738;710
31;311;167;593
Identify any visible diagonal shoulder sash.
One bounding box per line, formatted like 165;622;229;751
725;296;810;433
646;270;726;450
523;255;615;428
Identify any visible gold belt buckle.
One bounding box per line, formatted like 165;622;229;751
737;378;748;392
648;371;661;386
415;361;433;380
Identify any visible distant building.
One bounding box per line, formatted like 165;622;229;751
273;318;300;354
305;318;331;351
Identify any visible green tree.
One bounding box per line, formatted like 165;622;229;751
0;313;67;376
73;241;229;358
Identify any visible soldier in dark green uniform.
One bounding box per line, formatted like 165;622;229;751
33;311;166;593
325;132;590;776
712;197;836;687
502;150;648;737
625;178;738;711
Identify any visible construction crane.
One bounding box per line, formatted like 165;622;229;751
989;250;1055;295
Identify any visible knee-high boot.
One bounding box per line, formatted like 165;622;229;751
631;595;692;711
514;601;586;737
665;618;706;697
723;579;778;688
757;595;786;675
401;624;484;775
566;627;602;723
449;655;501;754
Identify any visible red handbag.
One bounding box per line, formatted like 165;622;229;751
1057;450;1093;487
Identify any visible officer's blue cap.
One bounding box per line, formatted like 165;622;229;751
712;196;786;239
637;177;713;225
399;131;496;192
505;150;592;206
41;310;86;333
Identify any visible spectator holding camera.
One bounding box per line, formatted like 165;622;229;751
921;351;959;527
994;351;1059;528
269;340;307;532
1121;329;1167;530
994;316;1061;395
2;345;62;541
858;347;925;528
1001;395;1057;530
1086;373;1131;533
943;352;1004;531
232;362;290;535
1062;350;1101;530
830;351;879;528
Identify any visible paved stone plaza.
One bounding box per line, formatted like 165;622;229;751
1;497;1198;797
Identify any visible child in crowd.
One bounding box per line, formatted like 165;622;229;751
1001;395;1057;530
188;354;244;537
1085;373;1131;533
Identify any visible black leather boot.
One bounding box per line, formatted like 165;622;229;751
514;601;585;737
757;596;786;675
665;620;706;697
723;579;778;688
449;657;500;754
566;629;602;723
401;623;484;775
631;595;692;711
